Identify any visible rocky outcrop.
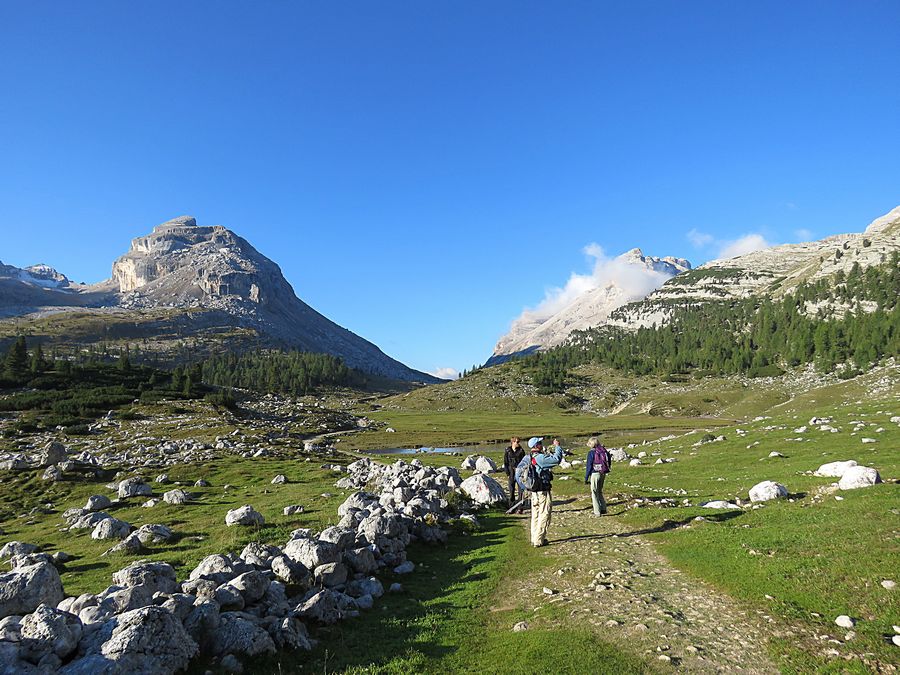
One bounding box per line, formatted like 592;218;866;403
0;456;485;673
607;206;900;331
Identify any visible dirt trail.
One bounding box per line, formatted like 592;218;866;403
516;495;782;673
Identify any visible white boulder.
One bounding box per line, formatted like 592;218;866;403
814;460;858;478
459;474;507;506
225;505;264;527
838;466;882;490
749;481;788;502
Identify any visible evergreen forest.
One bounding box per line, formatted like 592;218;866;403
525;252;900;394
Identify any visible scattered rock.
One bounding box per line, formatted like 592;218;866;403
225;506;265;527
749;481;788;502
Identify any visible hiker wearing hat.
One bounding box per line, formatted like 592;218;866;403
523;437;564;547
584;436;611;516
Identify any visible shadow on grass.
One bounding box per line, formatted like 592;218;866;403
240;515;513;674
549;510;744;545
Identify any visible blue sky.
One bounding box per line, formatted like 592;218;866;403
1;2;899;377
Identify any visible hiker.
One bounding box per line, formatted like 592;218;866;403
584;436;611;515
519;437;564;547
503;436;526;512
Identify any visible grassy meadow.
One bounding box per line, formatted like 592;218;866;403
1;363;898;672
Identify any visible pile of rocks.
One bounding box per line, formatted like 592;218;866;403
0;457;466;674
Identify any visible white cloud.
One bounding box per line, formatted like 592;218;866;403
428;367;459;380
717;233;771;259
794;228;813;241
687;228;714;248
511;244;674;326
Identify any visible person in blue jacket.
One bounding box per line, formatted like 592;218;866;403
584;436;610;515
524;437;564;547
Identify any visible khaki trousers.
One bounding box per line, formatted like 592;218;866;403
530;490;552;545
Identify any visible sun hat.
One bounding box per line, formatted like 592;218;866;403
527;437;543;449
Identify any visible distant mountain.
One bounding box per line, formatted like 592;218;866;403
488;248;691;364
0;216;437;383
607;205;900;330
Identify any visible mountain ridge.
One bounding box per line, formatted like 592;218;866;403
0;216;437;383
488;247;691;364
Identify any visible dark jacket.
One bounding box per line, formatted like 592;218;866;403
503;445;525;476
584;446;611;482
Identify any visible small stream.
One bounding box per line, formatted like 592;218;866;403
364;444;506;456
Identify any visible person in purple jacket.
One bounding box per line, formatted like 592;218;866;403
584;436;610;516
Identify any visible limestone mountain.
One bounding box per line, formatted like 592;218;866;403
0;216;436;382
607;205;900;330
488;248;691;364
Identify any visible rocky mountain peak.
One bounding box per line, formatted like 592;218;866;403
864;204;900;235
489;247;692;363
112;216;279;305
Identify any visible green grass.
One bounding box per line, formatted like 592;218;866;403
0;458;351;596
246;513;652;674
350;410;726;451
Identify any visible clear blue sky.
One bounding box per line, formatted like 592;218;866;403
2;2;899;376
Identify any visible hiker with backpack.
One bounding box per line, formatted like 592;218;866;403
584;436;611;516
515;437;565;547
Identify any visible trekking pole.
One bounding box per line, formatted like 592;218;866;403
505;497;527;514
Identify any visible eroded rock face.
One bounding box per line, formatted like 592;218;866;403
60;606;197;675
19;604;82;663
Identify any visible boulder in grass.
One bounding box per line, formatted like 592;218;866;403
0;541;37;560
283;538;340;570
609;448;629;463
117;478;153;499
700;500;740;510
91;518;132;541
460;456;477;471
459;474;507;506
283;504;304;516
210;612;276;658
225;505;264;527
162;489;191;505
748;481;788;502
85;495;112;512
838;466;882;490
814;460;858;478
474;456;498;474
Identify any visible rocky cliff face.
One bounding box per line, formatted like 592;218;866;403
607;205;900;330
489;248;691;363
106;216;436;382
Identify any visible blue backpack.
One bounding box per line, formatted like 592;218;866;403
516;454;551;492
